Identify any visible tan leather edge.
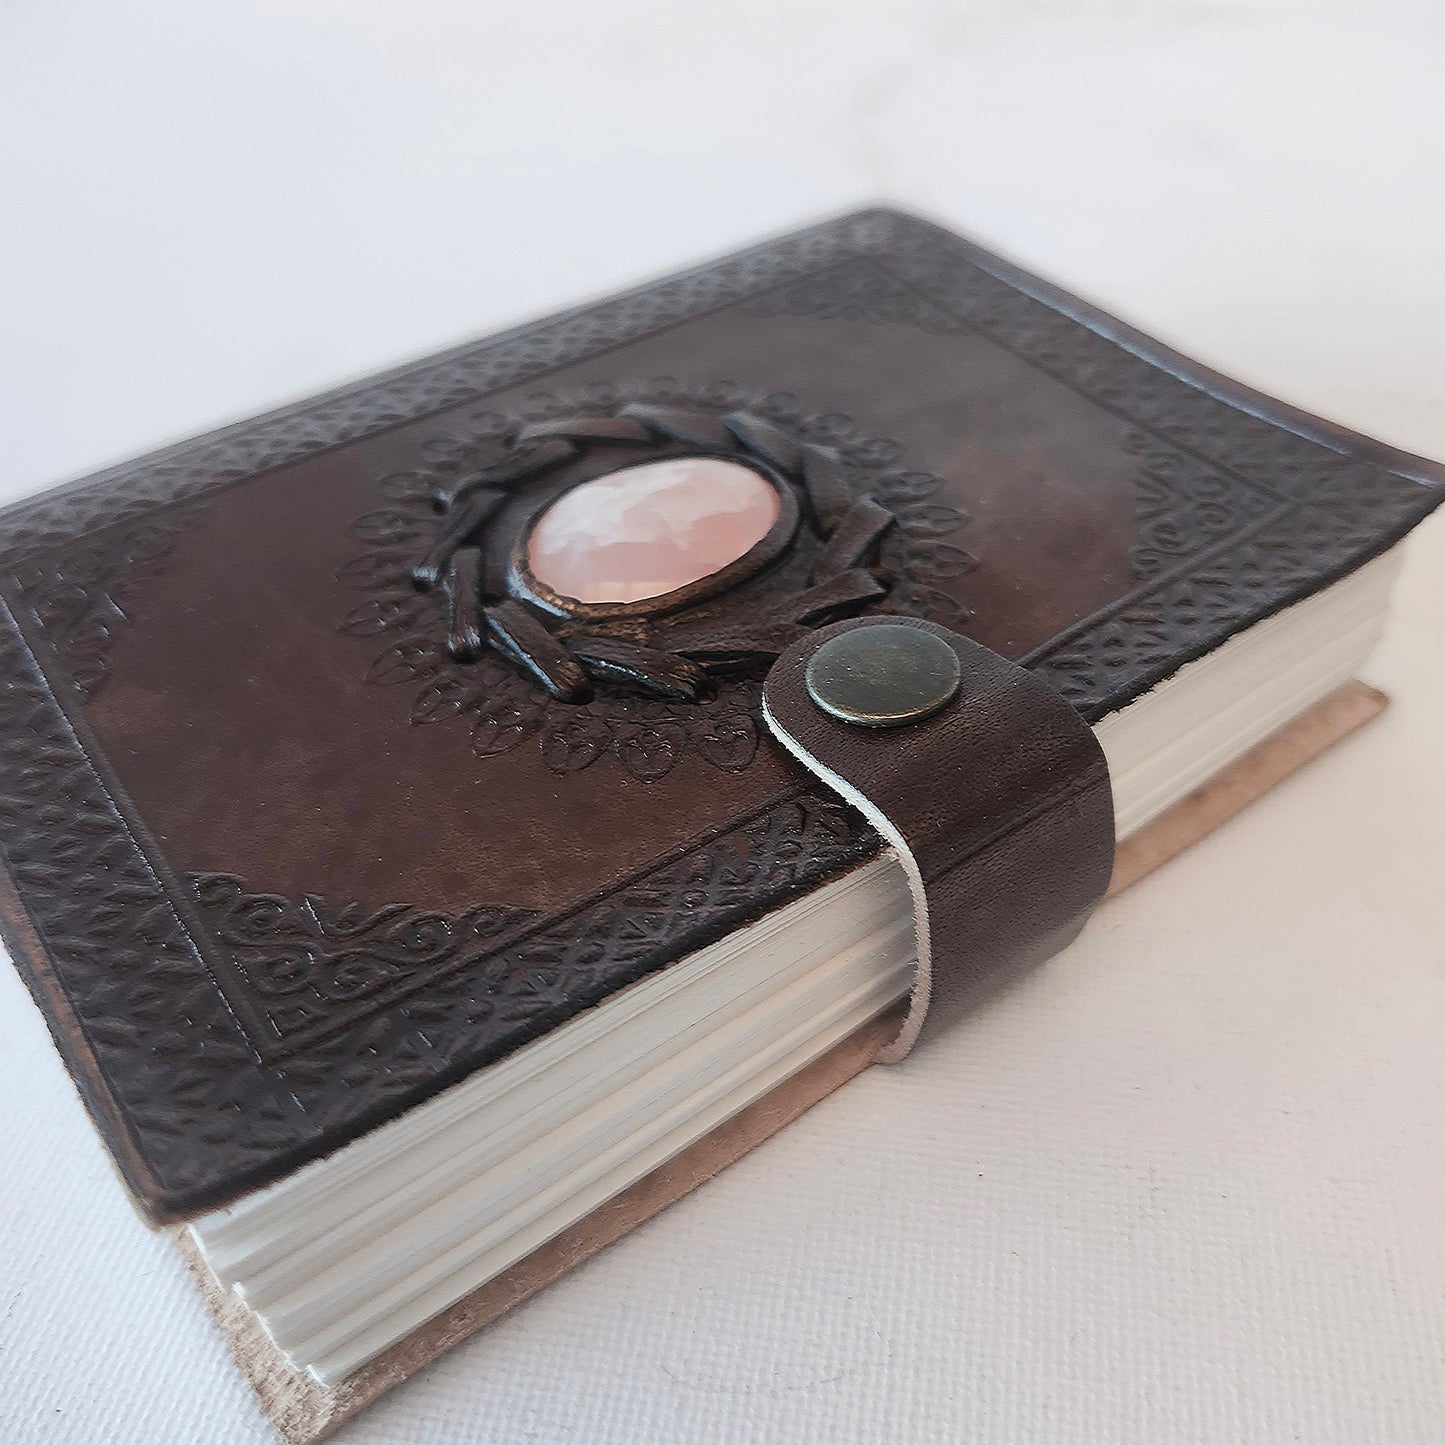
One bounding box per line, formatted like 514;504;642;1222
1106;680;1388;898
180;679;1388;1445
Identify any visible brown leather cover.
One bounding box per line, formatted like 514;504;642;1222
0;208;1440;1224
763;615;1115;1058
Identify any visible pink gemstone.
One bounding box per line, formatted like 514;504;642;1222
526;457;781;605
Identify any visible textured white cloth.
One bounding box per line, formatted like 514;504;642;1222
2;4;1444;1442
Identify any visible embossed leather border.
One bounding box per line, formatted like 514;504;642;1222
0;208;1440;1220
0;589;877;1218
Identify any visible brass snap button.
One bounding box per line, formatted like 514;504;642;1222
804;623;962;728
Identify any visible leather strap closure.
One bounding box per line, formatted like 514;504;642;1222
762;615;1115;1062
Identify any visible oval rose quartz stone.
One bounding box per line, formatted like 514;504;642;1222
526;457;781;605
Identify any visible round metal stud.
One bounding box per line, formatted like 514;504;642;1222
804;623;962;729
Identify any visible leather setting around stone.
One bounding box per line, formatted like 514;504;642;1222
804;622;963;728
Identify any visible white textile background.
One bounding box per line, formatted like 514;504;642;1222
2;4;1443;1442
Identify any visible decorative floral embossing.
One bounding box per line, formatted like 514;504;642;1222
11;507;203;699
189;873;538;1047
742;257;966;334
338;379;972;780
1122;429;1278;580
0;587;879;1218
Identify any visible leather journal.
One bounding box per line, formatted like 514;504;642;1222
1;208;1440;1441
